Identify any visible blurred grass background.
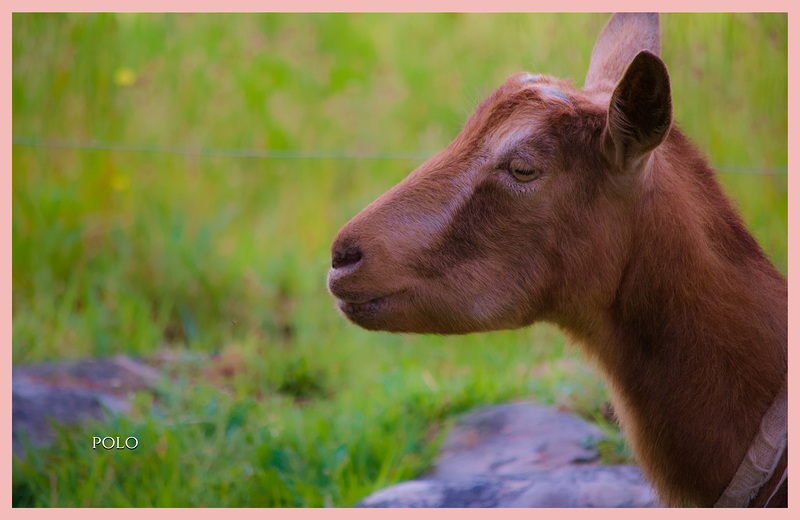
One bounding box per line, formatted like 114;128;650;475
12;13;786;507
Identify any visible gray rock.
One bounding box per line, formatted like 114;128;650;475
357;402;660;508
12;381;126;454
432;401;606;478
13;355;160;394
12;355;159;456
358;467;658;508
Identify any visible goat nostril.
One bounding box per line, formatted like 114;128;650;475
332;246;363;269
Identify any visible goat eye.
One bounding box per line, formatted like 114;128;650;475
509;165;539;182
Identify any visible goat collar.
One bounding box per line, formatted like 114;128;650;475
714;378;788;507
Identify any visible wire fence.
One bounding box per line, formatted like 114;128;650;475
12;136;788;176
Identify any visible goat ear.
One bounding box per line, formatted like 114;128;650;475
603;50;672;172
584;13;661;95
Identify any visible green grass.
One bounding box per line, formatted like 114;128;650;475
12;13;786;507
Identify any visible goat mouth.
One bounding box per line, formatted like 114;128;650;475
337;296;386;314
335;291;406;325
337;294;390;312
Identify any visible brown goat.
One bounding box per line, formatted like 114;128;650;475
327;14;787;507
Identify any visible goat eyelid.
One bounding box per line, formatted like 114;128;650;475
508;165;540;183
504;156;540;182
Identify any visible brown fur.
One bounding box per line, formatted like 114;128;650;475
327;14;787;507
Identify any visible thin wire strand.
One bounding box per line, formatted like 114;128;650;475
11;136;434;162
11;136;788;175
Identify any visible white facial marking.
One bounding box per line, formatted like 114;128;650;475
520;73;543;84
387;170;475;249
498;128;533;158
536;85;572;105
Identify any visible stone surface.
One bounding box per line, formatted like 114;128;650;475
13;355;160;394
431;401;606;478
357;402;660;508
358;467;658;508
12;355;159;455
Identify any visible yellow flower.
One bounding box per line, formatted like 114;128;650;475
114;67;137;87
111;174;130;191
